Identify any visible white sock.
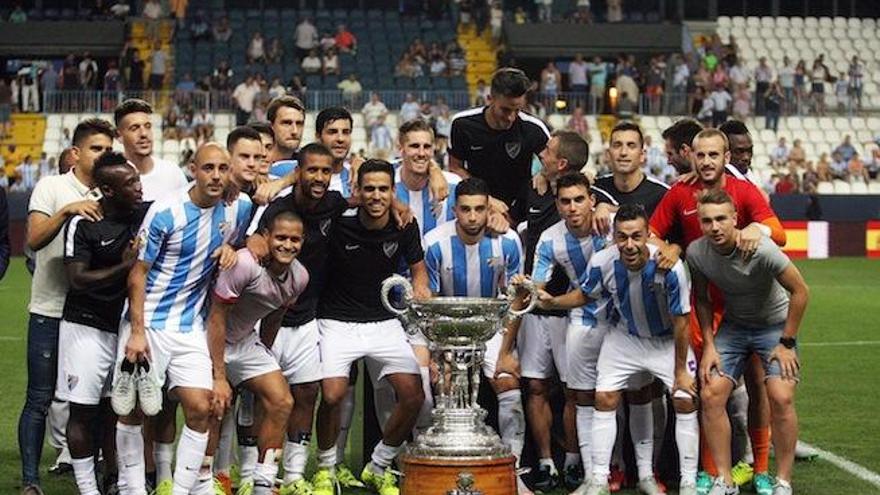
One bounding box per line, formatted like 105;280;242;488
728;384;751;464
414;366;434;437
497;389;525;462
539;457;558;475
154;441;174;483
335;385;356;462
591;410;617;482
116;422;146;495
675;411;699;486
317;447;337;469
652;394;668;466
283;439;309;483
254;459;280;494
370;440;402;472
576;405;594;475
190;457;214;495
238;445;259;483
72;457;100;495
171;426;209;495
629;402;654;480
564;451;582;471
214;411;236;474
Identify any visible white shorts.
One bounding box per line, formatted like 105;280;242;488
406;328;429;348
271;319;323;385
318;318;420;380
56;320;117;405
596;330;697;393
117;320;213;391
482;331;510;379
564;323;608;391
518;314;568;381
226;331;281;387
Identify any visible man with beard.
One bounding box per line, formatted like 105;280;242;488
661;118;703;177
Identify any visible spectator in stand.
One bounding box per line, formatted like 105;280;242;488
830;150;848;179
232;74;260;125
835;135;856;161
149;41;166;90
848;55;864;110
566;105;590;141
834;72;850;112
9;4;27;23
537;0;553;22
301;49;322;74
513;6;527;24
616;71;639;109
708;83;732;127
362;92;389;136
109;0;131;19
754;57;773;114
0;80;12;140
247;32;266;64
395;54;417;78
801;163;820;193
323;48;340;76
400;93;421;123
489;1;504;42
13;156;38;191
540;61;561;106
418;101;434;125
17;64;39;113
369;114;394;159
435;106;452;140
40;63;59;96
337;73;363;106
37;153;54;179
288;75;306;100
774;171;798;194
607;0;623;22
644;134;670;179
794;59;807;113
162;106;180;140
732;84;751;121
770;137;789;168
448;48;466;76
815;153;832;181
475;78;490;105
788;139;806;169
848;152;869;184
810;55;829;116
320;30;336;52
213;15;232;42
429;54;448;77
192;107;214;144
175;72;196;94
294;17;319;60
143;0;163;41
189;10;211;41
266;38;284;64
212;60;233;90
104;61;122;92
645;56;665;113
127;51;145;90
335;24;357;53
78;52;98;90
779;56;796;115
587;56;608;111
268;78;286;100
764;82;783;132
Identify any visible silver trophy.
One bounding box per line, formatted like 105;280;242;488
379;274;538;460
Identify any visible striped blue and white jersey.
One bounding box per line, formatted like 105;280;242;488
582;244;691;339
532;219;612;327
424;221;523;297
270;159;353;198
394;169;460;238
134;187;253;333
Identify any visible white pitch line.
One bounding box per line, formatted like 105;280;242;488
0;336;22;341
800;340;880;347
800;441;880;489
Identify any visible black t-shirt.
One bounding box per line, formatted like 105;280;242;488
591;173;670;216
318;211;424;322
522;185;569;318
252;187;350;327
62;203;150;333
449;107;549;210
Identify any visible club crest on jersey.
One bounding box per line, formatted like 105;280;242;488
505;141;522;159
137;229;148;248
486;256;504;269
218;221;231;237
383;241;398;258
67;374;79;391
320;218;332;236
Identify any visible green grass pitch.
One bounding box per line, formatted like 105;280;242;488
0;258;878;494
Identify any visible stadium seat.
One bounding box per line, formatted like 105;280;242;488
850;181;869;194
831;180;851;194
869;182;880;194
816;181;834;194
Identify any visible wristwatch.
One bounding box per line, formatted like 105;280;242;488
779;336;797;349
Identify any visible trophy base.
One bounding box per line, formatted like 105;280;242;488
400;454;516;495
406;408;511;458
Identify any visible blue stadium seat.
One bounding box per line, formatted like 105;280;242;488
305;75;322;88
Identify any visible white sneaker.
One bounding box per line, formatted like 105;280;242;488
679;481;698;495
637;477;665;495
772;482;793;495
111;360;137;416
707;478;739;495
585;480;610;495
517;475;534;495
136;360;163;416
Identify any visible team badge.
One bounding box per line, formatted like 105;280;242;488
505;141;522;159
67;374;79;391
137;229;148;248
218;221;231;237
383;241;399;258
486;256;504;269
320;218;332;236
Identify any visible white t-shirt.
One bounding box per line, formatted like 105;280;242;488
232;82;260;112
28;171;93;317
139;157;189;202
779;65;795;88
569;61;589;86
362;101;388;126
709;90;732;111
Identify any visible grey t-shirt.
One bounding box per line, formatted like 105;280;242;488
686;236;791;328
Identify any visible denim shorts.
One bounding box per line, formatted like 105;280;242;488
714;320;798;383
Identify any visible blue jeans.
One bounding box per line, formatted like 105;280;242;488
714;320;796;383
18;314;60;486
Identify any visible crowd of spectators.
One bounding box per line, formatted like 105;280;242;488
395;38;466;79
762;134;880;194
0;149;60;192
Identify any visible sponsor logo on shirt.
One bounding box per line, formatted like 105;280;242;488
383;241;398;258
100;239;115;247
319;218;332;236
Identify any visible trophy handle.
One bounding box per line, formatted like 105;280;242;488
506;278;538;318
380;274;414;316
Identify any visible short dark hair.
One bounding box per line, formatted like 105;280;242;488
114;98;152;126
73;118;115;147
356;159;394;186
455;177;490;200
553;130;589;169
248;121;274;140
697;189;734;207
610;121;644;147
661;118;703;152
614;203;649;226
316;107;353;134
267;95;305;124
718;119;750;138
555;171;592;196
266;210;303;231
399;118;435;142
490;67;532;98
226;125;263;150
93;150;130;187
298;142;334;162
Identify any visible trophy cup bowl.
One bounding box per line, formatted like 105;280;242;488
379;275;537;495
